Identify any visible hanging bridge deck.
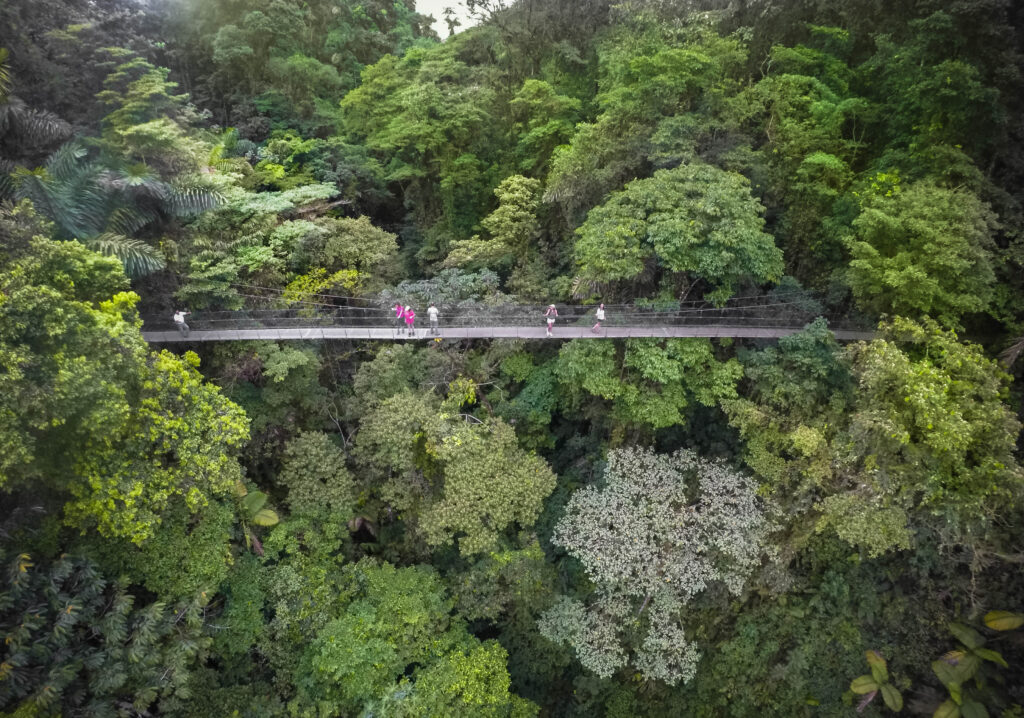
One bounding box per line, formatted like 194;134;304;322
143;299;874;343
142;325;874;343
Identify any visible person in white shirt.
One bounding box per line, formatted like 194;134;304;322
173;310;190;337
544;304;558;337
592;303;605;333
427;303;440;335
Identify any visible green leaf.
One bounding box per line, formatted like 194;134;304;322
251;508;279;527
880;683;903;712
867;650;889;684
850;675;879;694
956;652;982;681
948;622;984;650
932;658;959;687
972;647;1008;668
982;610;1024;631
934;649;980;686
241;491;268;515
959;699;989;718
934;700;961;718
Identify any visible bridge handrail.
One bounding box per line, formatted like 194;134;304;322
143;305;871;334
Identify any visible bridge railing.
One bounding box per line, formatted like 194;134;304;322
144;303;871;334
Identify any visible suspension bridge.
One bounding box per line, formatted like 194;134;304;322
141;293;874;343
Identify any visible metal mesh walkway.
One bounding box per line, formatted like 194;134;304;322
142;301;873;343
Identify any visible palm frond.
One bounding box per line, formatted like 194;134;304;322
12;167;63;225
167;182;222;216
999;337;1024;367
98;165;170;201
86;233;166;277
45;142;89;181
13;158;107;240
0;48;11;102
106;204;158;235
0;159;14;200
17;106;71;145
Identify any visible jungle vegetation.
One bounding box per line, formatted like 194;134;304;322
2;0;1024;716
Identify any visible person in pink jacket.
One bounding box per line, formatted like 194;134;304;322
403;305;416;336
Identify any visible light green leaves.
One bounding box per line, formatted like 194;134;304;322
849;651;902;712
542;448;770;685
844;181;996;328
575;163;783;301
357;389;556;556
277;431;354;517
844;318;1023;541
982;611;1024;632
555;337;742;430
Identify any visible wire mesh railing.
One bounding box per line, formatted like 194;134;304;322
143;301;871;335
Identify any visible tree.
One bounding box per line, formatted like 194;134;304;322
723;318;853;497
0;552;210;715
357;388;557;556
0;237;249;543
844;180;997;327
294;560;536;715
509;79;581;175
371;641;539;718
97;54;206;171
340;40;501;255
0;47;71;180
574;164;784;302
422;419;557;555
277;431;355;516
540;448;771;684
13;142;219;276
444;174;542;271
838;317;1023;546
284;214;399;284
544;25;748;223
555;338;743;431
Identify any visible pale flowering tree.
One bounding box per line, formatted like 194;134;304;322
539;447;771;685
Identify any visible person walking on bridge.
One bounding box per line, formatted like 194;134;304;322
404;305;416;336
544;304;558;337
173;309;191;338
427;302;439;336
592;303;605;333
394;302;404;329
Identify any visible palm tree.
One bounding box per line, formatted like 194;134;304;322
0;48;72;197
12;142;221;277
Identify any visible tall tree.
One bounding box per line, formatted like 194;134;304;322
574;164;784;302
0;236;249;543
540;447;771;685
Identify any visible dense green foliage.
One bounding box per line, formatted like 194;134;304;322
3;0;1024;715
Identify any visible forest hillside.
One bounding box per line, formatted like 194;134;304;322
2;0;1024;715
